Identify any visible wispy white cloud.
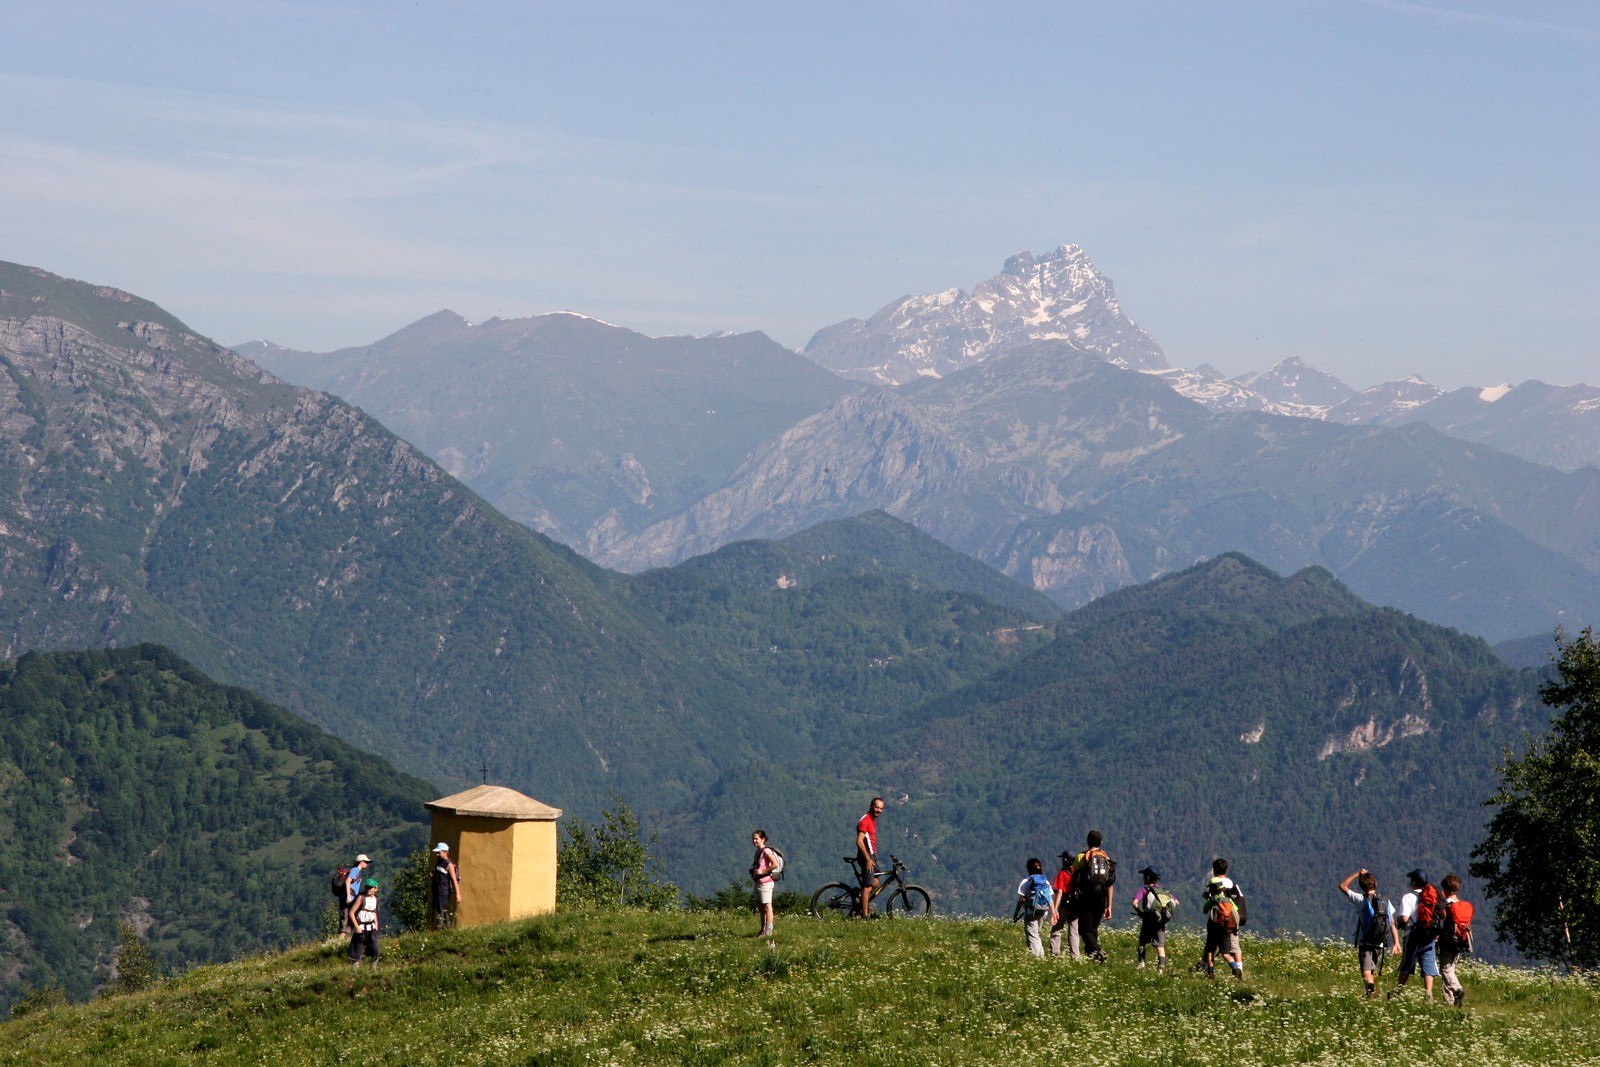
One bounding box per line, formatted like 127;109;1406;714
1361;0;1600;41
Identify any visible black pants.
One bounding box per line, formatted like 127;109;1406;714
349;930;379;963
1075;898;1106;956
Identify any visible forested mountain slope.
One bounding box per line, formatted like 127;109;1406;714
833;554;1545;946
0;645;434;1008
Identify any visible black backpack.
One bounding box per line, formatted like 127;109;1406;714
1080;848;1116;894
1356;894;1391;948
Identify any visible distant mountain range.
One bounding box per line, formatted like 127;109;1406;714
241;248;1599;644
1157;356;1600;473
234;313;853;550
0;258;1561;964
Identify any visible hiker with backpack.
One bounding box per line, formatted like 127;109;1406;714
1437;872;1474;1006
347;877;381;971
1014;857;1056;958
1049;851;1076;959
1339;867;1400;997
750;830;784;938
1130;866;1178;973
333;854;370;934
431;842;462;929
1390;868;1442;1002
1201;858;1247;980
1068;830;1116;962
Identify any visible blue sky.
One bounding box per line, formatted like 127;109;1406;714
2;1;1595;389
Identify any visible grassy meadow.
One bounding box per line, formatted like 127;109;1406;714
5;908;1599;1066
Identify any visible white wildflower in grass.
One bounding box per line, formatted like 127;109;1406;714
5;910;1600;1065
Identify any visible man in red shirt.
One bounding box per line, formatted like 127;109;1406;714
855;796;885;918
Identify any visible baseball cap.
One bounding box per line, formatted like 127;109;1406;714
364;878;379;888
1407;868;1428;885
1139;866;1160;880
433;842;450;853
355;854;371;863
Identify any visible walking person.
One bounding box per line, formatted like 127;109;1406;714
750;830;781;938
1391;868;1441;1002
1339;867;1400;997
431;842;463;929
1013;857;1055;959
1049;851;1077;959
1437;873;1474;1006
1130;866;1178;973
1069;830;1116;962
347;877;381;971
854;797;885;918
1201;858;1247;979
339;853;370;934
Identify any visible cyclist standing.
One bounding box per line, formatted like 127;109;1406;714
855;796;885;918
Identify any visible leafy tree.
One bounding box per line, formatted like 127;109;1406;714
1471;626;1600;966
110;922;158;996
388;848;435;933
557;794;679;910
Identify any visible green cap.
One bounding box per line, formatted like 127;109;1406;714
364;878;379;888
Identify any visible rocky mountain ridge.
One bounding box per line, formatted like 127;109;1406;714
802;244;1167;385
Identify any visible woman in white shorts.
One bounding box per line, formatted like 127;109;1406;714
751;830;779;937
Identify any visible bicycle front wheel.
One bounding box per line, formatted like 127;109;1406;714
810;882;858;918
887;885;933;917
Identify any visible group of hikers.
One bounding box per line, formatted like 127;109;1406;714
1008;838;1477;1003
751;797;1479;1004
331;842;463;970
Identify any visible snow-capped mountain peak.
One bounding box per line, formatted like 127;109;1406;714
803;244;1167;385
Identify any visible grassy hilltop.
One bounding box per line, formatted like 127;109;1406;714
6;910;1598;1066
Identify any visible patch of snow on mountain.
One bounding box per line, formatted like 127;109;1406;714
1479;383;1514;402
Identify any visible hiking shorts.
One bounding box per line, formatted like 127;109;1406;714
1138;916;1168;949
1204;921;1240;958
1398;936;1439;978
1358;946;1385;974
756;880;774;905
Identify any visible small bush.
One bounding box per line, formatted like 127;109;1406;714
389;848;434;932
10;980;67;1019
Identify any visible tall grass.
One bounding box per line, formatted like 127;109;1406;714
5;910;1597;1066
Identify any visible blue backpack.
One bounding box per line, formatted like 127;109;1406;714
1026;873;1053;916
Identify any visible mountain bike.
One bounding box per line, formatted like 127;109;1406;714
810;855;933;918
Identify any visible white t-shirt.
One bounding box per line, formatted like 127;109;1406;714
1398;890;1420;926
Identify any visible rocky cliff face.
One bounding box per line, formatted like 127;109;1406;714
803;245;1167;385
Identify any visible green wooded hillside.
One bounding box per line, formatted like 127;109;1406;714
0;645;434;1008
848;554;1544;944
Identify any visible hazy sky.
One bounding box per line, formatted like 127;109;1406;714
3;1;1595;389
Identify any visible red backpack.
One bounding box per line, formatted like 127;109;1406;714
1414;883;1439;928
1445;900;1475;952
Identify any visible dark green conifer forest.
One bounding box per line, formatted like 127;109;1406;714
0;645;433;1008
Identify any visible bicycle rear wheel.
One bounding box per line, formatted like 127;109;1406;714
887;885;933;917
810;882;858;918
